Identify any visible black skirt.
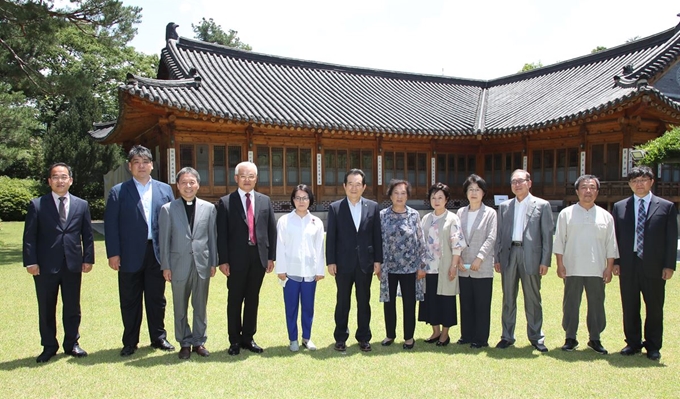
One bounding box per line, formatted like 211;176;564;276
418;273;457;328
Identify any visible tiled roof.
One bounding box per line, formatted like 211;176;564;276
92;23;680;140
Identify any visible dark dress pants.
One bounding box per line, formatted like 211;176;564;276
226;245;266;344
620;256;666;351
459;276;493;345
384;272;417;341
34;261;82;352
118;241;167;346
334;266;373;343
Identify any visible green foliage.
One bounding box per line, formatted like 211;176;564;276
0;176;45;221
638;126;680;166
192;17;252;51
591;46;607;53
87;197;105;220
519;61;543;72
0;83;42;174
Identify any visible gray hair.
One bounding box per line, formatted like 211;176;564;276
574;174;600;190
128;145;153;162
235;161;258;176
176;167;200;184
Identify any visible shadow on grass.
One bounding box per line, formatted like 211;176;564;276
0;243;22;266
544;347;667;368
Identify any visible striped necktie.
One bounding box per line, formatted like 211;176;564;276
635;198;645;259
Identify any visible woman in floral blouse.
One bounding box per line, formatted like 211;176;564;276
418;183;466;346
378;179;430;350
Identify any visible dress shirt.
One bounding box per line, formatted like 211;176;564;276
512;194;530;241
633;192;652;250
51;191;70;220
133;177;153;240
347;197;363;232
275;211;325;281
553;204;619;277
237;188;256;217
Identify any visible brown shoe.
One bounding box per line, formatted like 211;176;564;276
192;345;210;357
178;346;191;360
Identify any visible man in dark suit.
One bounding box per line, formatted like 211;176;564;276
105;145;175;356
612;166;678;361
326;169;383;352
23;162;94;363
217;161;277;355
494;169;553;352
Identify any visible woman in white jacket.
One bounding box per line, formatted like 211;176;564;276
275;184;325;352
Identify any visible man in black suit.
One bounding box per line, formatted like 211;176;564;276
217;161;277;355
612;166;678;361
23;163;94;363
326;169;383;352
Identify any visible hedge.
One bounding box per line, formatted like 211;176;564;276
0;176;46;221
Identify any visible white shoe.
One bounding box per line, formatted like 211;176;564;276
289;340;299;352
302;339;317;351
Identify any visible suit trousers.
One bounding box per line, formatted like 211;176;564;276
459;276;493;345
334;266;373;343
282;279;317;341
562;276;606;341
171;263;210;347
118;241;167;346
226;245;265;344
500;246;544;343
33;261;82;351
384;272;417;341
619;256;666;351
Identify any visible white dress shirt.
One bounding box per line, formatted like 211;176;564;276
347;197;363;232
51;191;70;220
512;194;530;242
275;211;326;281
133;177;153;240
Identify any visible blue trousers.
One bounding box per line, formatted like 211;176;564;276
283;279;317;341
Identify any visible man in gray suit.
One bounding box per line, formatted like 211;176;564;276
494;169;554;352
159;167;217;359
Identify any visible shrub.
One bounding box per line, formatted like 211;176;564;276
639;126;680;166
0;176;46;221
87;197;106;220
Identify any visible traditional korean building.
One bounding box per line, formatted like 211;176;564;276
90;22;680;211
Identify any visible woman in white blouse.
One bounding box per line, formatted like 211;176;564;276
275;184;325;352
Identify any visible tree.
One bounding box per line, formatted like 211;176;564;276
637;126;680;166
519;61;543;72
0;83;42;174
192;17;252;51
591;46;607;54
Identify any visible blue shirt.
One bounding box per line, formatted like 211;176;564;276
133;177;154;240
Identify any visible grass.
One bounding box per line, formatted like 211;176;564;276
1;221;679;398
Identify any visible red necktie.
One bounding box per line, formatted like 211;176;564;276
246;193;256;244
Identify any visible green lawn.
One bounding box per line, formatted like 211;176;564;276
1;221;679;398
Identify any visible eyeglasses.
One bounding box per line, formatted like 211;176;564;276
294;197;309;202
630;178;651;185
179;181;198;187
50;175;71;181
467;188;482;193
510;178;529;185
238;175;257;181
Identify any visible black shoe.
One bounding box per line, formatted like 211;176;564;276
69;344;88;358
36;349;58;363
178;346;191;360
561;338;579;352
241;340;264;353
228;344;240;356
470;342;489;349
359;341;372;352
587;340;608;355
456;338;471;345
620;345;642;356
381;338;395;346
647;350;661;361
151;339;175;351
334;342;346;352
530;341;548;352
403;340;415;350
120;345;137;357
495;339;514;349
424;335;441;344
436;337;450;347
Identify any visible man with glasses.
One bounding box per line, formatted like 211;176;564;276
216;161;277;355
23;163;94;363
495;169;554;352
553;175;618;355
612;166;677;361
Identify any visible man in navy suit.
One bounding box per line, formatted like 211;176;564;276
217;161;277;355
105;145;175;356
23;163;94;363
326;169;383;352
612;166;678;361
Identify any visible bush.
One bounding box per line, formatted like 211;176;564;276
87;197;106;220
639;126;680;166
0;176;46;221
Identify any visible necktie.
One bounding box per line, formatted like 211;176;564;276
58;196;67;227
246;193;256;244
636;198;645;259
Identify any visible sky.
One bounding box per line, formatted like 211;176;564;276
124;0;680;80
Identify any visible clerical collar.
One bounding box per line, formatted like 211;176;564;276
182;198;195;206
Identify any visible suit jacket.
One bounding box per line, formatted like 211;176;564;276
104;178;174;273
159;198;218;280
613;194;678;278
23;193;94;273
495;194;554;274
216;191;277;270
457;203;497;279
326;197;383;274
